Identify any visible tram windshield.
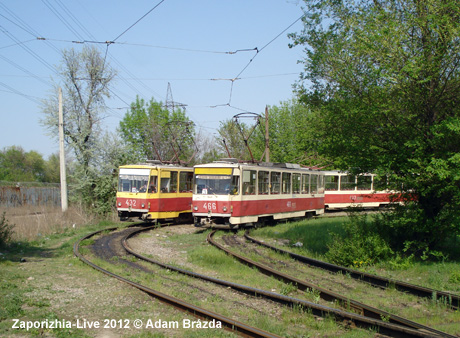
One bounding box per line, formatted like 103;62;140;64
118;168;155;193
195;174;239;195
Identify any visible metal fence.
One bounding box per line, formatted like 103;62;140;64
0;182;61;208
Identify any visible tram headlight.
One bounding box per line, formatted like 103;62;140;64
193;206;198;211
118;202;121;207
141;203;145;208
222;206;227;212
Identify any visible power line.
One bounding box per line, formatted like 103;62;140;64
234;14;305;80
54;0;95;39
40;0;163;107
216;14;305;108
0;3;61;54
0;38;36;50
0;81;42;104
0;26;57;74
33;36;259;56
0;54;50;85
0;13;37;37
42;0;85;41
112;0;166;42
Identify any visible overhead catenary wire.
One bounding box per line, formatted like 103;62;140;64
1;25;57;74
41;0;85;41
0;2;61;54
0;81;41;104
0;2;305;155
112;0;166;42
36;37;259;56
45;0;163;106
3;1;300;114
219;14;305;108
0;38;37;50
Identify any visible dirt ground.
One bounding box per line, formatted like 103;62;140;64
1;223;237;338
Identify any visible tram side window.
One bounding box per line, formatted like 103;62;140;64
357;175;372;191
282;172;291;194
270;172;280;194
170;171;178;192
325;175;339;191
231;175;240;195
148;176;157;193
301;174;310;194
340;175;355;191
258;171;269;195
160;177;169;193
160;171;177;193
243;170;257;195
311;175;318;194
179;171;193;192
293;174;301;194
318;175;325;194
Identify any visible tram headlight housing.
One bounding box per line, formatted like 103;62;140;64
222;206;227;212
118;202;121;207
193;206;198;211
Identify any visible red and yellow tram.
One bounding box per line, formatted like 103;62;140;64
192;160;324;228
116;161;193;222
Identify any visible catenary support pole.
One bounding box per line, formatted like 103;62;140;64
58;88;68;212
265;105;270;163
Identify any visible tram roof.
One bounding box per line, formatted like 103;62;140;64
194;161;322;172
119;163;193;171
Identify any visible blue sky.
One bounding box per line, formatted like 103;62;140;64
0;0;306;158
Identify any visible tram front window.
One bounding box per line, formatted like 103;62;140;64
195;175;238;195
118;174;149;193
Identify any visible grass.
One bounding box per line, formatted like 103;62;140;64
252;216;349;257
2;208;459;337
252;217;460;293
248;216;460;335
132;227;372;337
0;205;120;241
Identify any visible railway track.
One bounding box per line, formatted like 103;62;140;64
73;225;282;338
74;224;456;337
207;230;456;338
124;225;453;338
244;230;460;310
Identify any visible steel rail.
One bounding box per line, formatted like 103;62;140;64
208;231;455;338
122;226;443;338
244;231;460;310
73;227;283;338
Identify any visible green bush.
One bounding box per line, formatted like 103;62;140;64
372;202;459;260
0;212;14;248
326;212;393;267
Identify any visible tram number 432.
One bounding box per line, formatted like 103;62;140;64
203;202;217;210
125;199;137;207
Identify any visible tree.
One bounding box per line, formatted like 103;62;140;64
211;102;325;165
68;131;132;215
0;146;45;182
291;0;460;252
42;153;60;183
215;118;259;161
119;96;196;164
41;46;116;207
41;46;116;170
254;101;327;167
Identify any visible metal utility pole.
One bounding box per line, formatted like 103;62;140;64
58;88;68;212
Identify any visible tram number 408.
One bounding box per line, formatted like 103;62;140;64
203;202;217;210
